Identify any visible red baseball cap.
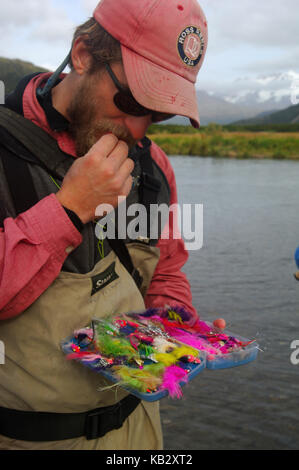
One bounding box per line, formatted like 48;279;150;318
93;0;208;128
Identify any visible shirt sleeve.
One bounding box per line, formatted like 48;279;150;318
144;142;198;323
0;194;82;320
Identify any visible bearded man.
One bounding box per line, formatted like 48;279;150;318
0;0;208;450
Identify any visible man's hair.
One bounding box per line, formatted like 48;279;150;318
69;17;122;73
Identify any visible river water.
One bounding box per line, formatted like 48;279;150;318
160;156;299;450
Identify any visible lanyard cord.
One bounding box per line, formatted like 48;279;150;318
49;175;61;191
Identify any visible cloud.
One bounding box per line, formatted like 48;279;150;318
200;0;299;50
80;0;99;14
0;0;75;44
239;47;299;75
0;0;298;103
0;0;77;69
29;16;75;44
198;69;299;104
0;0;43;27
196;0;299;96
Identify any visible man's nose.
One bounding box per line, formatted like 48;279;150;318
124;115;152;141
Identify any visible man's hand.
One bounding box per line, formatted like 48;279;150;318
56;134;134;224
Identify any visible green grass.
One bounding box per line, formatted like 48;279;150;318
149;122;299;134
148;127;299;160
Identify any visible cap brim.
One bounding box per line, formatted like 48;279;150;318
121;45;200;128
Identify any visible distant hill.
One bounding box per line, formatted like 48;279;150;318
1;57;251;125
1;56;297;129
167;90;277;127
232;102;299;126
0;57;49;95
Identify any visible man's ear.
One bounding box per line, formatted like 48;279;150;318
71;37;92;75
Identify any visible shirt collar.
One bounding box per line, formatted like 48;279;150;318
37;78;69;132
22;72;77;157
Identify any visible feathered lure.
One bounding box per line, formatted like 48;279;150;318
113;363;189;399
147;316;221;356
135;307;248;355
113;363;165;393
160;365;189;399
153;343;199;367
64;313;203;399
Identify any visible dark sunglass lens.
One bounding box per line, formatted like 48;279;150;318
114;92;150;117
114;88;175;123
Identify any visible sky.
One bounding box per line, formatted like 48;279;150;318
1;0;298;98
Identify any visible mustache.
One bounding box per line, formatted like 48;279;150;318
92;119;137;149
68;116;137;157
66;77;137;156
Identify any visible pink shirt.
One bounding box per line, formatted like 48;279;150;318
0;74;197;321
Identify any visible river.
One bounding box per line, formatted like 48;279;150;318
160;156;299;450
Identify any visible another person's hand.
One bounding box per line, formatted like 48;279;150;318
56;134;134;224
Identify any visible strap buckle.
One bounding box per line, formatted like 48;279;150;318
85;402;123;440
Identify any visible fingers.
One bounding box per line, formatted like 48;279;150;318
86;134;131;173
58;133;135;223
122;174;134;196
106;139;131;172
86;133;119;159
102;158;134;199
115;161;134;196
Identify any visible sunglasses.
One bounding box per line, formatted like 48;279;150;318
105;63;175;123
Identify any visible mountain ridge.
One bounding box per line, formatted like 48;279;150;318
0;56;297;126
232;102;299;125
0;57;49;95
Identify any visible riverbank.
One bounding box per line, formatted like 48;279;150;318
148;127;299;160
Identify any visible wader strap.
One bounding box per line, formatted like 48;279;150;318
0;106;73;179
0;146;39;216
138;137;161;238
0;111;143;290
0;394;140;442
107;233;143;289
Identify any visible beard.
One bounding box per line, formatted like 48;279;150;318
66;74;137;157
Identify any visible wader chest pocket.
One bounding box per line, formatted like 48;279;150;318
91;262;119;296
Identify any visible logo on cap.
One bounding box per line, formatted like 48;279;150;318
177;26;205;67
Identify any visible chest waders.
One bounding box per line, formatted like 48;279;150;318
0;106;169;449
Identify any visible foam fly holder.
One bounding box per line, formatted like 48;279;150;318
61;318;206;402
203;323;258;370
127;307;259;371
